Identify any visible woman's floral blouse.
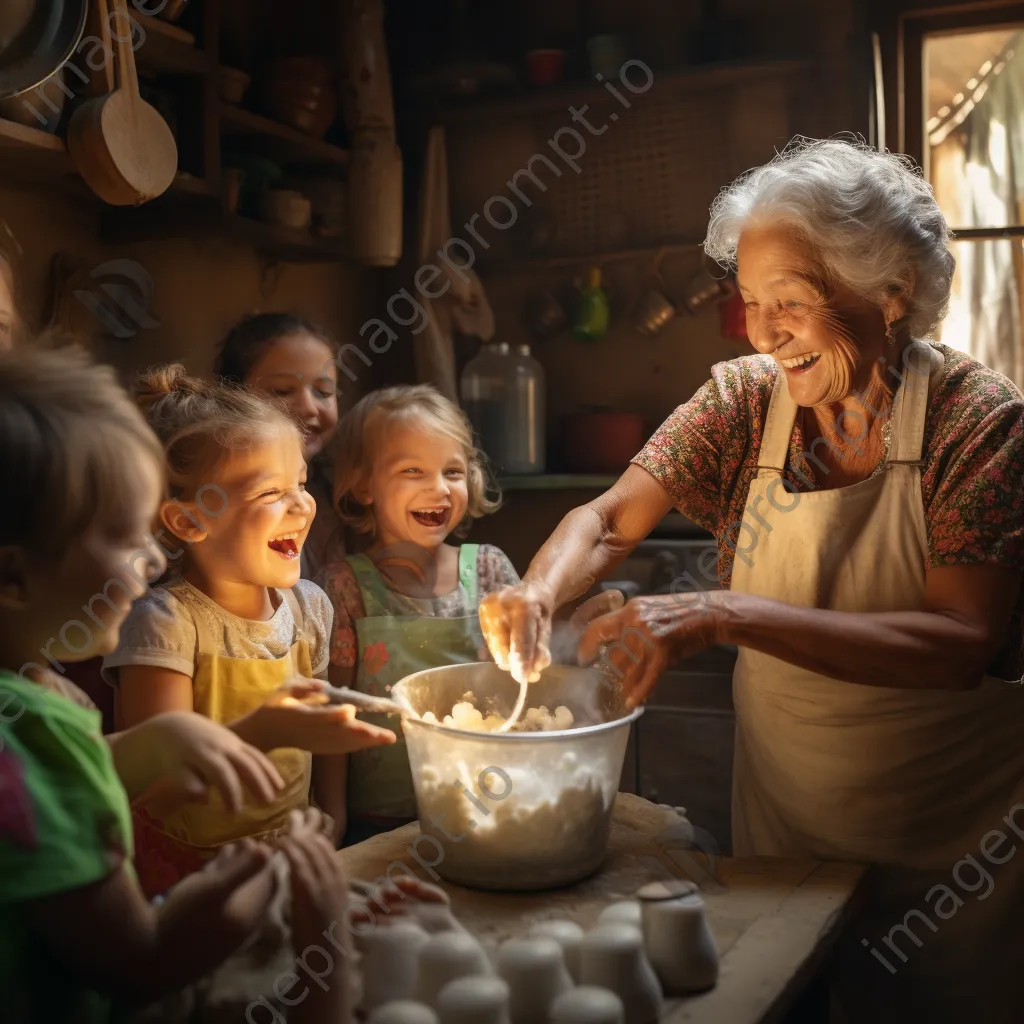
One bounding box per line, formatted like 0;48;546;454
633;342;1024;590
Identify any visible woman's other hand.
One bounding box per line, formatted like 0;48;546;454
479;581;555;684
578;591;724;707
247;679;398;755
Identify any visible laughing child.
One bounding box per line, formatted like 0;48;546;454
103;364;394;896
0;346;352;1024
316;385;520;845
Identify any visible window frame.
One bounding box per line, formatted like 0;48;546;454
871;0;1024;239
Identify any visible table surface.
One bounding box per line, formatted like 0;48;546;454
339;793;867;1024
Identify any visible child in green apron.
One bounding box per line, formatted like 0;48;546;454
103;364;395;897
316;385;520;846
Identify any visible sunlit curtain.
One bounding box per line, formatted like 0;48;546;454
931;35;1024;388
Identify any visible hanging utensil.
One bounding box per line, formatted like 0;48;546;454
632;250;678;337
67;0;178;206
0;0;87;100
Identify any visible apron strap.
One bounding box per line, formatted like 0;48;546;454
888;341;937;466
458;543;480;608
346;554;391;618
757;371;798;474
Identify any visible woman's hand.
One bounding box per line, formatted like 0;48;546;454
111;710;285;810
479;581;556;683
578;591;724;707
241;679;398;755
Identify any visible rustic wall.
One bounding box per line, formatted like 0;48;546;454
0;185;376;395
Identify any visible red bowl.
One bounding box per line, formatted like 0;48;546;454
526;49;566;87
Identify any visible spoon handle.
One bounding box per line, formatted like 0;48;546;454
323;684;408;718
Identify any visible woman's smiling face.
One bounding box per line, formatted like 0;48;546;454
737;224;891;407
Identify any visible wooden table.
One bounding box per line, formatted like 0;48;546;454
340;793;866;1024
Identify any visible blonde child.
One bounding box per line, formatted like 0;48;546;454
316;385;520;846
0;346;351;1024
214;312;345;580
103;365;393;897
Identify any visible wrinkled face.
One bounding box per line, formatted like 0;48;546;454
166;425;316;591
246;333;339;460
19;448;166;665
361;425;469;551
0;263;15;352
737;225;890;407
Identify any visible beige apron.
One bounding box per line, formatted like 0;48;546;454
730;342;1024;1023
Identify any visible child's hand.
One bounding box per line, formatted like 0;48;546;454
120;710;285;811
280;808;352;1022
157;838;278;966
252;679;399;755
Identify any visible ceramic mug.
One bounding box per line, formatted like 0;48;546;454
528;920;585;982
368;1002;441;1024
637;880;719;995
580;923;663;1024
417;931;492;1009
598;901;643;929
549;986;626;1024
361;921;431;1012
496;936;574;1024
437;974;511;1024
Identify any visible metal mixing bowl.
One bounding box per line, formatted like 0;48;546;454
393;662;642;892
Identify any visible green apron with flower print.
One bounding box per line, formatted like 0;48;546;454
345;544;484;823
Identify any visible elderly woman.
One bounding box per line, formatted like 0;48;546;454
481;139;1024;1023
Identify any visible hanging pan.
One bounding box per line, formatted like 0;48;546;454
0;0;88;101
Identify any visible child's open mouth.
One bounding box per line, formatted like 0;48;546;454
410;507;450;529
268;531;301;558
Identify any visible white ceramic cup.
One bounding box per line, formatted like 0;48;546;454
598;901;643;929
361;921;431;1012
416;931;492;1009
637;880;719;995
527;919;585;982
549;986;626;1024
368;1001;440;1024
437;974;511;1024
580;923;663;1024
496;936;574;1024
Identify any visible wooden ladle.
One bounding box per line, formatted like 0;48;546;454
68;0;177;205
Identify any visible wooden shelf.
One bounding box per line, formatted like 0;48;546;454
221;105;350;168
497;474;620;491
100;190;351;263
437;58;811;123
136;15;208;76
223;215;350;262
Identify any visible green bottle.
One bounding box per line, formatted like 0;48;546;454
573;266;610;342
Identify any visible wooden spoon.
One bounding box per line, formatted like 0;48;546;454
68;0;177;205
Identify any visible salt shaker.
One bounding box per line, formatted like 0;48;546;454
361;921;430;1012
417;931;492;1009
437;974;511;1024
637;879;719;995
528;919;585;982
496;936;573;1024
579;923;663;1024
549;986;626;1024
368;1001;440;1024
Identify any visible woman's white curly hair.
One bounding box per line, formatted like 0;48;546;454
704;136;956;338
